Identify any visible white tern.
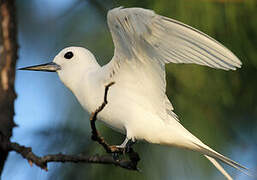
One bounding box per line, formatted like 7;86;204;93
20;7;250;180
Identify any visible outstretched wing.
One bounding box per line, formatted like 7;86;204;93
107;7;241;70
104;7;241;122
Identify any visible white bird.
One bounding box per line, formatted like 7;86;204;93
19;7;250;180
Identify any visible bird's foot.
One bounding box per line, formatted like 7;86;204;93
122;139;136;153
109;141;137;162
110;139;136;153
107;146;124;161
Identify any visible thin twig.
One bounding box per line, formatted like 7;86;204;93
90;82;125;153
90;82;120;153
89;82;140;170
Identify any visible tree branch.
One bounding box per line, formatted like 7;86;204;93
0;82;140;172
0;133;138;171
0;0;18;175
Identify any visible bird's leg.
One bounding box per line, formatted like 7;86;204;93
112;138;137;153
110;137;136;161
109;138;129;160
109;138;137;161
114;139;140;170
116;138;130;148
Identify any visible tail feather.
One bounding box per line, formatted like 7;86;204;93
204;155;232;180
159;120;251;179
193;142;251;177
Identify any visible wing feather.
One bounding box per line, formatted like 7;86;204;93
105;7;242;122
107;7;242;69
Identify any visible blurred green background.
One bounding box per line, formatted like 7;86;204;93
2;0;257;179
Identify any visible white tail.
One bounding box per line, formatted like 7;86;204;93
192;140;251;178
204;155;233;180
157;121;251;180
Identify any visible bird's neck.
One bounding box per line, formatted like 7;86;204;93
64;64;104;113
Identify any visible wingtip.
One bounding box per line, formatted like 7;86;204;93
231;62;242;71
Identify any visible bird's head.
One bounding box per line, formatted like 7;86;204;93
19;46;98;90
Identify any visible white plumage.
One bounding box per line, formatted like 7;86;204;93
20;7;250;180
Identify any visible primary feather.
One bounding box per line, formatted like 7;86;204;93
107;7;241;69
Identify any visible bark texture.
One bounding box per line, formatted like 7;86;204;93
0;0;18;175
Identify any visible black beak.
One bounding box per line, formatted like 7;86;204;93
18;62;61;72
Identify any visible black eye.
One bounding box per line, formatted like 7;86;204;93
64;51;73;59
